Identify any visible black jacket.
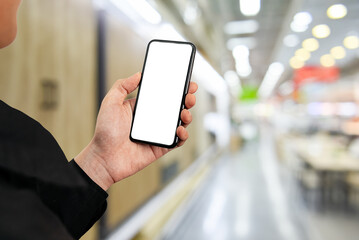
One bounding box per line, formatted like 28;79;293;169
0;100;107;239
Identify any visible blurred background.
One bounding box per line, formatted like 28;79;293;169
1;0;359;239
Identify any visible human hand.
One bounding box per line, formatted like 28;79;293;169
75;73;198;191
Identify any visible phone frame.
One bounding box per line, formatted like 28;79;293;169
129;39;196;148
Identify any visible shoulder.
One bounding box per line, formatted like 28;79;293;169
0;100;68;181
0;100;48;141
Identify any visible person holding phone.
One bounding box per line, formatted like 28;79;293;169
0;0;197;239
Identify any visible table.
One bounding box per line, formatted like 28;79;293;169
289;136;359;210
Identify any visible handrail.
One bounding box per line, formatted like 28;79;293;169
106;144;218;240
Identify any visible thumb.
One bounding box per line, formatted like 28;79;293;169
115;72;141;102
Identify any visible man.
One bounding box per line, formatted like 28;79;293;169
0;0;197;239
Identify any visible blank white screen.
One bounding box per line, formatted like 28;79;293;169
131;41;193;146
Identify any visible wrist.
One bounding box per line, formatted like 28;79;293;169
74;141;114;191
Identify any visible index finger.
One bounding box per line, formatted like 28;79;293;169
188;82;198;94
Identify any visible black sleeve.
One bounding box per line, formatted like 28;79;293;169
37;160;108;239
0;100;108;239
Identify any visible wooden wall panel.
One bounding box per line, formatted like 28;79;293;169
0;0;97;159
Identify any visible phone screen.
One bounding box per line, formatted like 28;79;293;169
130;39;196;148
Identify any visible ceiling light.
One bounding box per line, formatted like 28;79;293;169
295;48;311;61
320;54;335;67
302;38;319;52
232;45;249;58
312;24;331;39
293;12;312;26
224;20;259;35
343;35;359;49
327;4;347;19
268;62;284;76
290;11;312;33
283;34;299;47
330;46;346;59
258;62;284;98
290;21;308;33
289;57;304;69
183;2;199;25
239;0;261;17
232;45;252;77
236;62;252;77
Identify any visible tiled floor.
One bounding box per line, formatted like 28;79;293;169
161;127;359;240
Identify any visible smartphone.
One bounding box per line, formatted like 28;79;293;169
130;39;196;148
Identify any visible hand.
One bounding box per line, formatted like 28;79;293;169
75;73;198;191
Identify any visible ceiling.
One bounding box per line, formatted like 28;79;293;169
152;0;359;95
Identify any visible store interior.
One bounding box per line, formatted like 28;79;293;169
1;0;359;239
